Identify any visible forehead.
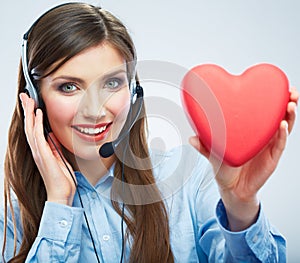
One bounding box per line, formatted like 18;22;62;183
48;42;127;82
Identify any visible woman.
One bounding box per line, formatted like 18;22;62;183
1;2;298;262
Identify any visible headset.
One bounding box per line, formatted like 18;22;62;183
21;3;144;263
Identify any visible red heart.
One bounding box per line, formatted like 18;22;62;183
181;63;290;166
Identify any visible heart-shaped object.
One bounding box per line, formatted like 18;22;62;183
181;63;289;166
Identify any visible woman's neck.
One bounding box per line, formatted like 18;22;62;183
63;147;116;186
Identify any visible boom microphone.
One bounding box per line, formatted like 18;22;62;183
99;84;143;158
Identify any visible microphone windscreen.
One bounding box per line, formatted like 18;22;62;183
99;142;114;158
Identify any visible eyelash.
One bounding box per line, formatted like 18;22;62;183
57;77;126;94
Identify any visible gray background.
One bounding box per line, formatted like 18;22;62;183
0;0;299;261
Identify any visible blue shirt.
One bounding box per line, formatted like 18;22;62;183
1;145;286;262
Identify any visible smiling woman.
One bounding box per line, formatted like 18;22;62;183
1;2;298;263
2;3;173;262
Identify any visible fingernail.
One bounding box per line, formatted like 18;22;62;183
283;121;288;132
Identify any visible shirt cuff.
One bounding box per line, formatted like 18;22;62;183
216;199;274;261
37;201;84;244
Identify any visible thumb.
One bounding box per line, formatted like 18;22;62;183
189;136;210;159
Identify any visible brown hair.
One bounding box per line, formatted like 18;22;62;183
3;3;174;262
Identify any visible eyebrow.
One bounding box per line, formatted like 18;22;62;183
51;69;128;84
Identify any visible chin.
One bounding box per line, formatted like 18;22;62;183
73;147;100;160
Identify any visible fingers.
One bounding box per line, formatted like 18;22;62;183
285;87;298;134
271;120;288;162
33;108;51;163
20;92;37;153
20;92;52;163
189;136;200;150
289;87;299;105
285;101;297;134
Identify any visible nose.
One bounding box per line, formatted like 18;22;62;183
81;86;107;119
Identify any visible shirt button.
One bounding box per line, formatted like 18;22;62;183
91;192;97;199
59;220;68;228
252;234;258;243
103;235;110;241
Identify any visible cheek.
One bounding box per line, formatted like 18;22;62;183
106;90;131;140
108;90;131;119
44;98;76;129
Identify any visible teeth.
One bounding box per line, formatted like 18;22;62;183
77;126;107;135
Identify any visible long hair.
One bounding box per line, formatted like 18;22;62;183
3;3;174;262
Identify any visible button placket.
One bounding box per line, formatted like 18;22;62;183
89;194;119;263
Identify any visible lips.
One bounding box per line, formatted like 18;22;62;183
72;122;112;142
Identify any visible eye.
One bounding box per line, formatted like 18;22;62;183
58;83;78;93
104;78;124;90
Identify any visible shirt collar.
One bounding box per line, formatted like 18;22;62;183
74;162;116;192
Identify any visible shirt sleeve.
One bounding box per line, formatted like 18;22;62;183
25;202;84;263
194;161;286;262
215;199;286;262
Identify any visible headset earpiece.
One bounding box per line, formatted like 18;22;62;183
22;36;50;134
130;78;143;105
130;79;137;104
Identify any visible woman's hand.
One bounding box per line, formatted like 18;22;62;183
20;92;77;206
190;87;299;231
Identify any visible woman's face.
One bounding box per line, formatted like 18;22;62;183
40;42;131;161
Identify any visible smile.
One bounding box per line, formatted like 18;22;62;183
75;126;107;135
72;123;112;138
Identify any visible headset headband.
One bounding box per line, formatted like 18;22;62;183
21;2;141;109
